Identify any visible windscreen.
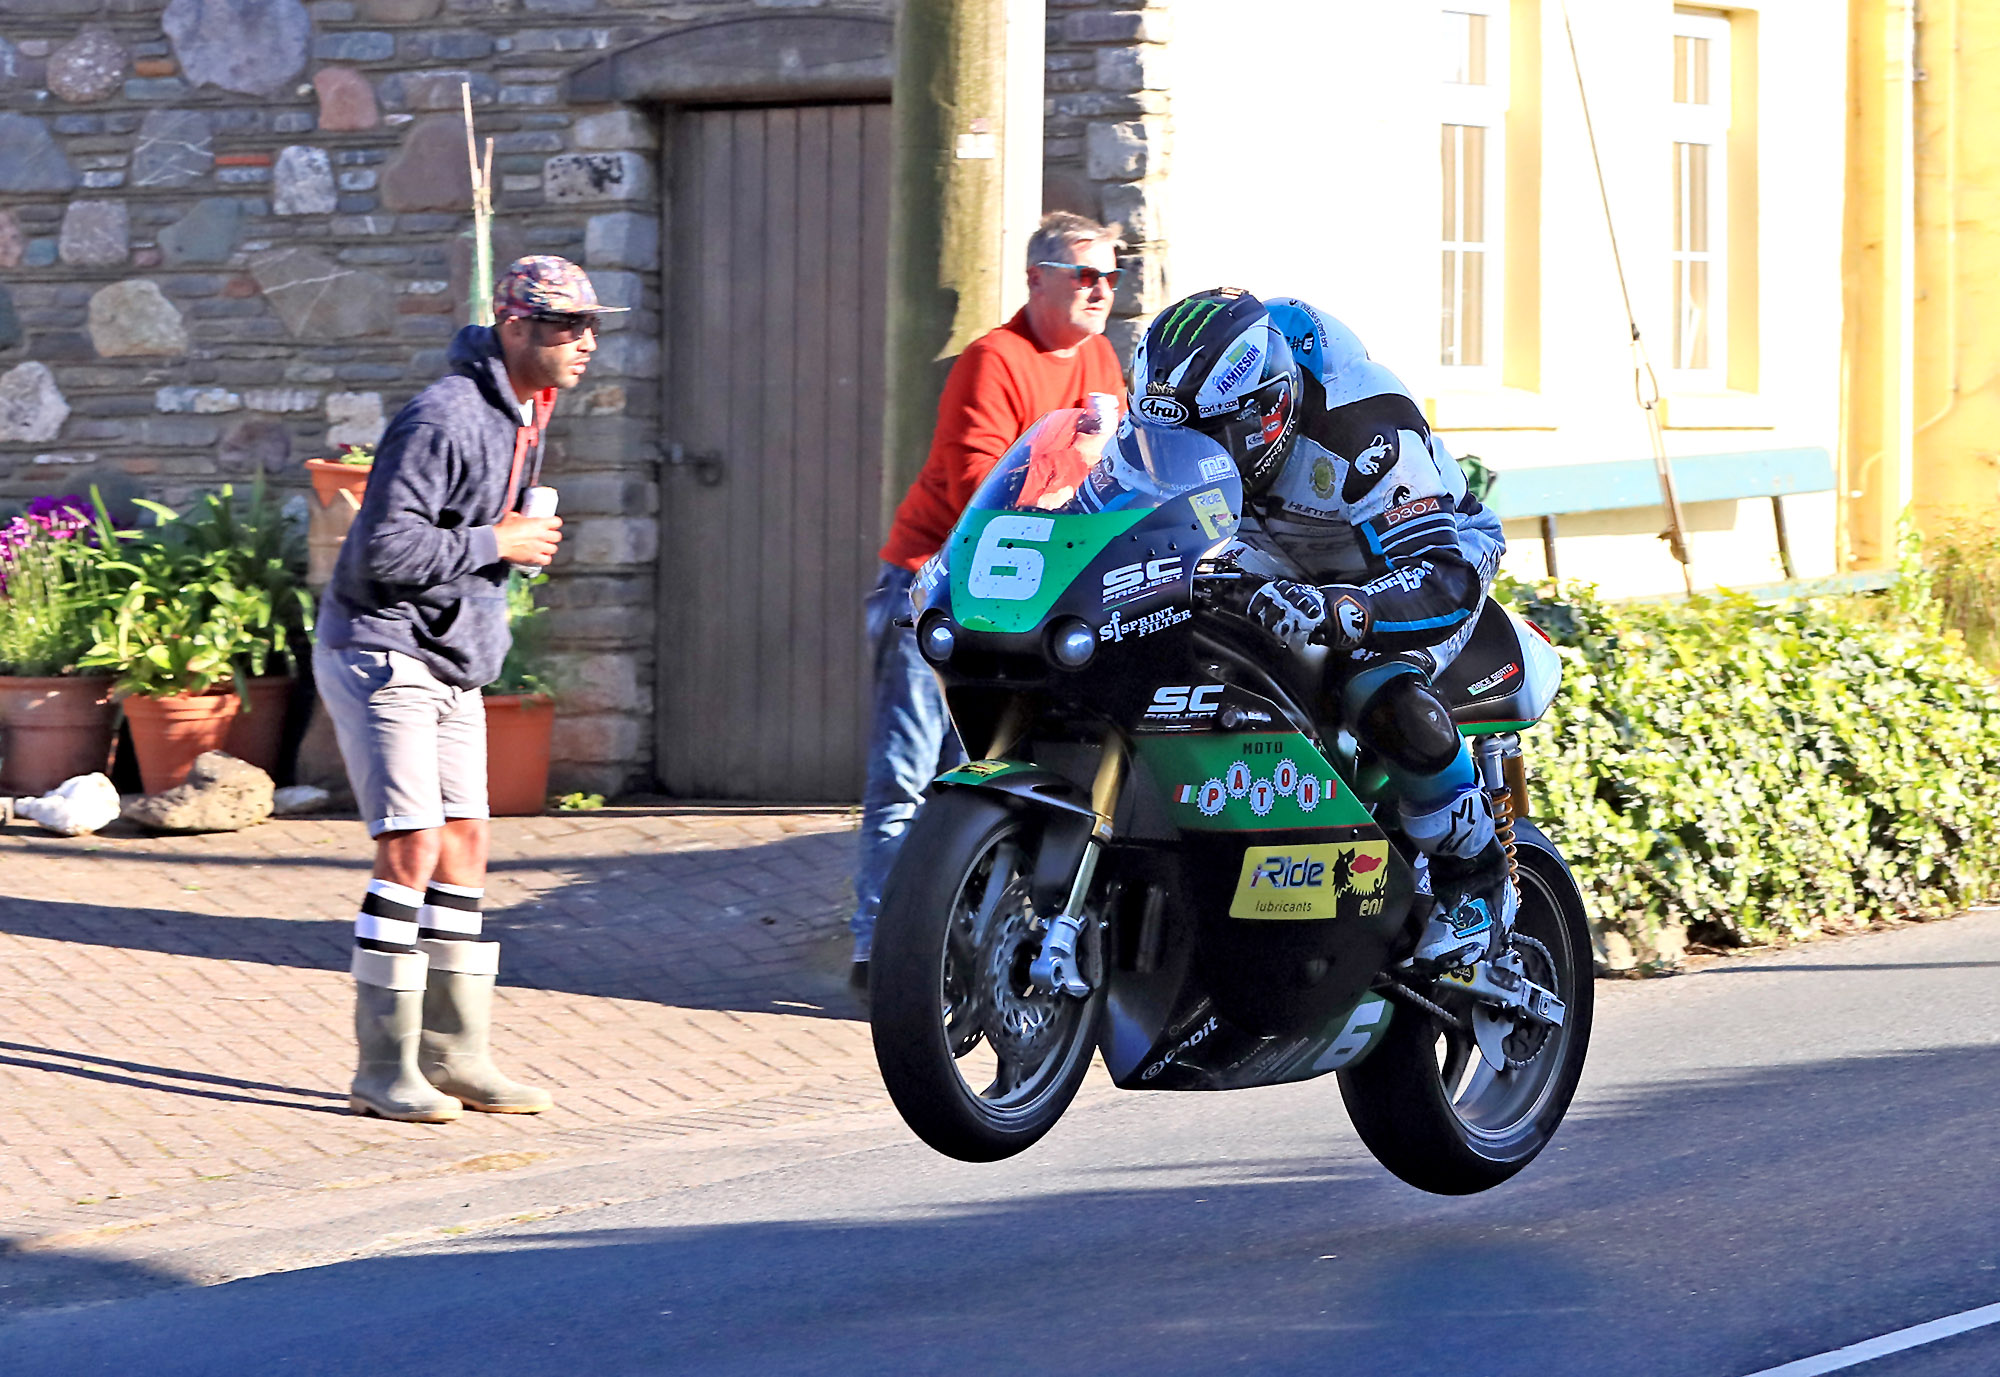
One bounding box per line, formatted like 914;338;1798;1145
965;409;1244;519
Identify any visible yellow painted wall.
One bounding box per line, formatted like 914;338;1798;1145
1160;0;1850;597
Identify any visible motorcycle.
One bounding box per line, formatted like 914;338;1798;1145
868;409;1592;1195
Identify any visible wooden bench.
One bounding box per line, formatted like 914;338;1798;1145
1480;446;1889;598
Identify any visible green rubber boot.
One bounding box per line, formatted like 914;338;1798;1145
417;938;553;1114
350;948;462;1122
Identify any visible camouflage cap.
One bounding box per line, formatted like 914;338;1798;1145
491;255;629;320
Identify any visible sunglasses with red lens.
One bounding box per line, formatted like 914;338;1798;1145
1036;261;1123;291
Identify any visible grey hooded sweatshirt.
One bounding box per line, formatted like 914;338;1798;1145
316;325;547;689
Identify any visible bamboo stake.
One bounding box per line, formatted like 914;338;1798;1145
463;82;495;326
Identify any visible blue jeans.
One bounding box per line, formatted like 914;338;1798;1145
850;563;965;961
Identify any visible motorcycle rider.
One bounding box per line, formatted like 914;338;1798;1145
1129;288;1511;968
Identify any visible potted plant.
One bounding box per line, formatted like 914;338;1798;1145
0;494;126;795
81;482;313;793
303;443;373;590
483;571;557;816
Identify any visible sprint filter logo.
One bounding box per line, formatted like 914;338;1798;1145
1228;840;1390;920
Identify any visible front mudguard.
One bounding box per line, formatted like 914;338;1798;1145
931;765;1098;915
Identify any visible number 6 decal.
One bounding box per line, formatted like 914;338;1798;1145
967;515;1054;600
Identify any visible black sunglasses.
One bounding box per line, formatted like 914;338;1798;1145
529;312;599;341
1036;262;1123;291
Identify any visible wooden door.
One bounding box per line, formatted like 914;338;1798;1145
657;103;892;800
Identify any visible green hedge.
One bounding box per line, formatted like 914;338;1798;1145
1502;564;2000;966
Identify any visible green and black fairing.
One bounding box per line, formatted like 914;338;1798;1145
913;410;1409;1094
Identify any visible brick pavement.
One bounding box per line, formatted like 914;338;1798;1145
0;804;886;1244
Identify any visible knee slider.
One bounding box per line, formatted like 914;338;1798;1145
1357;675;1461;777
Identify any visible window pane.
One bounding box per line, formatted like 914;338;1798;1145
1672;260;1685;366
1441;250;1458;364
1441;125;1458;239
1444;11;1487;85
1674;34;1710;104
1672;144;1685;252
1461;251;1485;366
1685;260;1708;369
1461;125;1485;242
1685;142;1707;252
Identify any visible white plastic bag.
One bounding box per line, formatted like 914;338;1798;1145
14;772;122;836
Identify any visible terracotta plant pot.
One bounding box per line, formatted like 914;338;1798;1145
302;458;372;591
483;693;554;817
0;675;116;796
124;690;241;795
222;674;292;775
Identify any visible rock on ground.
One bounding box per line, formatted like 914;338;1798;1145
123;752;273;832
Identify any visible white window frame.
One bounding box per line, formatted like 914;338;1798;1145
1438;2;1508;380
1669;9;1730;384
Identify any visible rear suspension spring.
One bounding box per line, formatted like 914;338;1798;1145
1489;785;1520;888
1472;732;1525;889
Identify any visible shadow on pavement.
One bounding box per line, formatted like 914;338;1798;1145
0;1041;349;1115
0;830;862;1020
3;1043;1996;1376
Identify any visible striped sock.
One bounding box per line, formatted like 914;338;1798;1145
355;879;423;953
419;881;485;940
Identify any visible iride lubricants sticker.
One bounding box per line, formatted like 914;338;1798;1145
1227;840;1391;920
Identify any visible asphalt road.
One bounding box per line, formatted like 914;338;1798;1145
6;907;1998;1377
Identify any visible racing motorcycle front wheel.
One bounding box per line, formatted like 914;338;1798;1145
1338;819;1594;1195
869;791;1104;1163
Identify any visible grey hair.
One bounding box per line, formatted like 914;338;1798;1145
1026;211;1125;269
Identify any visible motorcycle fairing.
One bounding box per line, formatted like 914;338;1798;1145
1436;599;1565;731
946;508;1151;634
1096;813;1414;1080
1129;732;1374;831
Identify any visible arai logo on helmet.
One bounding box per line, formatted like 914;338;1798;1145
1137;395;1190;425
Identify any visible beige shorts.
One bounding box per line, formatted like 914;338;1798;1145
313;644;489;837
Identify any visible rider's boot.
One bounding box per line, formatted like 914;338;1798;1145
1400;785;1513;970
1418;839;1518;969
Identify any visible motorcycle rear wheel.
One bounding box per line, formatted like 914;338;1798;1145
870;791;1104;1163
1337;820;1593;1195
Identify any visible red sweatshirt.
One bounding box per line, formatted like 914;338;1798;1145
880;309;1124;570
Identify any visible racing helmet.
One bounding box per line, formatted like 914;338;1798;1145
1129;288;1301;497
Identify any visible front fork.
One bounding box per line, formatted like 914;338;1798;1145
1028;728;1127;998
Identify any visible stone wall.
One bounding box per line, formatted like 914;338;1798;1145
0;0;893;797
1039;0;1170;357
0;0;1163;797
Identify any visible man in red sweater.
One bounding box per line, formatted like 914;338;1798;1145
851;212;1127;985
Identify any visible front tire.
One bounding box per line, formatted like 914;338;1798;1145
1338;821;1593;1194
870;791;1103;1162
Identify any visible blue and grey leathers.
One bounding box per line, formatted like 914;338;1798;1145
1131;288;1515;967
1247;297;1502;650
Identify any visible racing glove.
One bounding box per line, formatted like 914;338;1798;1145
1247;580;1373;653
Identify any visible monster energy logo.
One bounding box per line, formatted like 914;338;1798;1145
1161;298;1225;346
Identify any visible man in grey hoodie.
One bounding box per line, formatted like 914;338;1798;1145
314;256;621;1122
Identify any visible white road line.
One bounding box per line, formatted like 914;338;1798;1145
1737;1300;2000;1376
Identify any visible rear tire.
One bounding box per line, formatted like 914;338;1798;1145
1338;821;1593;1195
870;790;1103;1163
